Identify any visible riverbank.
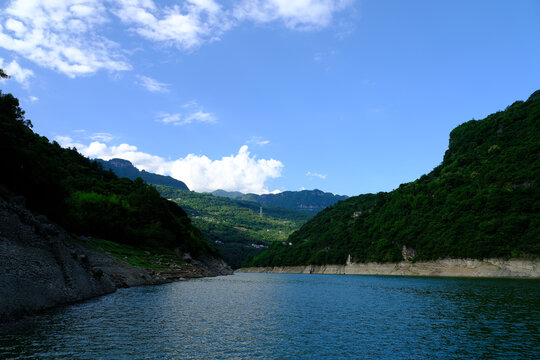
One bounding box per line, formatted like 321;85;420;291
237;258;540;278
0;194;232;323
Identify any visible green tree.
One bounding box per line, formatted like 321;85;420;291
0;68;9;79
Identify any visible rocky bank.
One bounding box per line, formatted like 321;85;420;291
0;191;232;323
237;258;540;278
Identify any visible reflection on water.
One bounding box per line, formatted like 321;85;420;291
1;274;539;359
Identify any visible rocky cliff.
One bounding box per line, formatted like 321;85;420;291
0;189;231;322
97;158;189;191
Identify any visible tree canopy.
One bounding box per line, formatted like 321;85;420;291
0;68;9;79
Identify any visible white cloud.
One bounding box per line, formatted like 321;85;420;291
158;101;217;125
0;0;130;77
112;0;232;50
157;112;183;125
136;75;170;93
0;58;34;86
184;110;216;124
247;136;270;146
29;96;39;102
54;135;81;148
113;0;353;50
306;171;327;179
54;136;283;193
89;132;114;142
234;0;352;29
0;1;353;77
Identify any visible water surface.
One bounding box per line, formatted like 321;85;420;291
1;273;539;359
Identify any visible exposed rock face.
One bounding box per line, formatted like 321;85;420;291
199;255;234;276
402;245;417;261
96;158;189;191
0;192;231;322
0;196;113;321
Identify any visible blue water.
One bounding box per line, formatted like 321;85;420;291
1;273;539;359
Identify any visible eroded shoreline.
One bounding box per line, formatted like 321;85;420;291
237;258;540;278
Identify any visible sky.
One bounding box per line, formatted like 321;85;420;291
0;0;539;196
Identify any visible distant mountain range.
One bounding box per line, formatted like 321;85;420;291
97;158;189;191
211;189;348;213
97;158;347;215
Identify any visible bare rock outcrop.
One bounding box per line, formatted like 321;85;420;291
0;196;118;321
0;191;231;322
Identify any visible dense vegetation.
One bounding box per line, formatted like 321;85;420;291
0;90;216;257
212;189;348;213
97;158;189;190
92;157;316;268
156;186;312;268
247;91;540;267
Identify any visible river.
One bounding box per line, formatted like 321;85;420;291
1;273;539;359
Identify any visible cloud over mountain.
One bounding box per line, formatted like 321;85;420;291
55;136;283;194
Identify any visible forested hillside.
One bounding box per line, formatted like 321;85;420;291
247;91;540;267
156;186;312;268
0;91;216;258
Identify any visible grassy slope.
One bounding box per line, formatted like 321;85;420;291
79;238;187;269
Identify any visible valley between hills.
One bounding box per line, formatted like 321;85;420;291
0;88;539;323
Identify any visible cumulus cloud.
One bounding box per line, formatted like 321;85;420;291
0;58;34;86
306;171;327;179
54;136;283;193
136;75;170;93
0;0;130;77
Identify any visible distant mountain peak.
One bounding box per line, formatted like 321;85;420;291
240;189;347;214
97;158;189;191
107;158;133;167
527;90;540;102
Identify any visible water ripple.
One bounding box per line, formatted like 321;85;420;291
1;274;539;359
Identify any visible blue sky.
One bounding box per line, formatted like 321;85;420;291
1;0;539;196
